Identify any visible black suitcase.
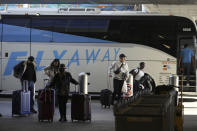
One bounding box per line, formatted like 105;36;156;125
71;94;91;122
100;89;112;108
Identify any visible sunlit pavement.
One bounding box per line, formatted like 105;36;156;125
181;92;197;131
1;92;197;131
0;99;114;131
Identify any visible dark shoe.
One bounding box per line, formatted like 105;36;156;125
63;118;67;122
59;118;63;122
0;113;2;117
31;109;37;114
111;101;114;105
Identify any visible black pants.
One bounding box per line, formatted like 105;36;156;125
183;63;191;84
58;95;68;118
112;79;124;104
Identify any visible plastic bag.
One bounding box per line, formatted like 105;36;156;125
122;81;127;93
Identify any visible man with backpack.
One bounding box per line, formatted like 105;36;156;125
13;56;37;113
130;62;145;93
108;53;129;105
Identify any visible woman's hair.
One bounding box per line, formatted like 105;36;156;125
50;59;60;67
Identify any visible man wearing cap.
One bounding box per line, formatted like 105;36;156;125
130;62;146;93
108;53;129;105
50;64;78;122
133;62;145;81
20;56;37;113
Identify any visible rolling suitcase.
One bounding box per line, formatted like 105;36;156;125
38;79;55;122
71;93;91;122
12;80;30;116
100;89;112;108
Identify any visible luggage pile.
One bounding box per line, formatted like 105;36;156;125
114;85;178;131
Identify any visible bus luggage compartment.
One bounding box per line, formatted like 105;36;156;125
115;94;174;131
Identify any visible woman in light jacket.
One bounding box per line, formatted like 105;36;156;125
44;59;60;84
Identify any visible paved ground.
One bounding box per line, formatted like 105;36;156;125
0;92;197;131
0;99;114;131
182;92;197;131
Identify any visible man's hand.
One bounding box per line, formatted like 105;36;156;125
109;74;112;77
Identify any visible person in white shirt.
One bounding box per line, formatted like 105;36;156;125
108;53;129;105
131;62;145;93
133;62;145;81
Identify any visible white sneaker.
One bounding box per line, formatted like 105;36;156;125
186;83;190;86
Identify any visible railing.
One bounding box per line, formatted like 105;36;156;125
0;4;140;11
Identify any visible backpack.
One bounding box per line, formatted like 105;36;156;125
13;61;25;79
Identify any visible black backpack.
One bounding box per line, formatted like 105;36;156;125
13;61;25;79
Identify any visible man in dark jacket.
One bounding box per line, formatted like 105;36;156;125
50;64;78;122
20;56;37;113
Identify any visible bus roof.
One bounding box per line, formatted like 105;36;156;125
0;7;166;16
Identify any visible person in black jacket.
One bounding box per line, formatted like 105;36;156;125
20;56;37;113
50;64;78;122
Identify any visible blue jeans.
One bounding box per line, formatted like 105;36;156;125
21;80;35;110
183;63;191;84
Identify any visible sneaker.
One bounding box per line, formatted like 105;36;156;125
31;109;37;114
186;83;190;87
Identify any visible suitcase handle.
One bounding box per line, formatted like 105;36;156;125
43;79;49;88
74;85;78;93
43;88;52;104
22;80;28;92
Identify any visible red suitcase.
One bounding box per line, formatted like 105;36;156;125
38;88;55;122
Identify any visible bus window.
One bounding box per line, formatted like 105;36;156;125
31;18;53;42
52;19;109;43
2;18;30;42
66;19;108;32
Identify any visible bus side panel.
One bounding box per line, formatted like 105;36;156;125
30;42;115;92
30;42;176;92
68;60;110;93
2;42;30;91
0;21;2;90
122;45;176;86
1;17;31;91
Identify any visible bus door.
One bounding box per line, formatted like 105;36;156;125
177;35;196;92
1;17;31;91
